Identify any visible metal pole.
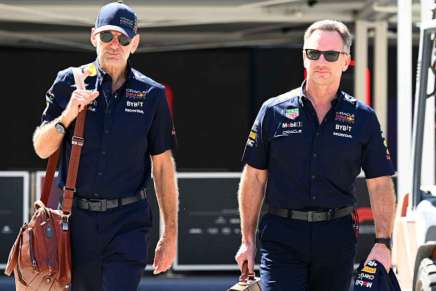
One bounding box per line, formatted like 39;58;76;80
397;0;412;200
420;0;436;188
374;21;388;137
354;20;368;104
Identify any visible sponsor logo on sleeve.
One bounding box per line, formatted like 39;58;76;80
357;273;375;280
362;266;377;274
46;89;55;102
354;279;373;288
246;129;257;147
384;138;391;160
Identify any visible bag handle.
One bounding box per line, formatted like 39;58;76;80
239;261;256;283
40;149;59;205
40;65;95;214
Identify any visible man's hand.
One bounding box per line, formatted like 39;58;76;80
234;165;267;276
151;150;178;275
365;243;391;271
62;89;99;126
152;233;176;274
235;242;256;274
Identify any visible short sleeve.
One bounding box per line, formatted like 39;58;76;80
41;70;73;125
148;86;176;155
241;101;271;169
362;111;395;178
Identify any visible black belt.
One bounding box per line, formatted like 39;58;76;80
268;206;354;222
75;190;147;212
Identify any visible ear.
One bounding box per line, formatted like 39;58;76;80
90;28;97;47
342;53;351;72
129;34;140;54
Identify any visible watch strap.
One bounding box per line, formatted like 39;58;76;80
375;238;391;250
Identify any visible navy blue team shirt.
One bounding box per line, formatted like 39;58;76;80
243;82;394;210
41;60;176;199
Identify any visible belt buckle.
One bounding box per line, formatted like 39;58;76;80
327;209;335;221
88;199;107;212
307;211;314;222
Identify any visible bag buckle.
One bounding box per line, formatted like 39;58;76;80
61;215;70;231
72;136;84;146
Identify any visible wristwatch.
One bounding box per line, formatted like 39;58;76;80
54;119;67;135
375;238;391;250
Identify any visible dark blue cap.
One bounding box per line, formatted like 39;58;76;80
353;260;401;291
94;2;138;39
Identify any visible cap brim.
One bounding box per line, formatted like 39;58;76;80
94;25;133;39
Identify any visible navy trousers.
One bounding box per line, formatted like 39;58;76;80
70;199;152;291
258;213;357;291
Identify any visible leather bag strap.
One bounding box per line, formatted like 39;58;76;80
40;66;91;214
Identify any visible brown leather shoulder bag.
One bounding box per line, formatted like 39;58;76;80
4;65;95;290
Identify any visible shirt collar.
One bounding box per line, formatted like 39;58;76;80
93;59;135;81
297;80;344;110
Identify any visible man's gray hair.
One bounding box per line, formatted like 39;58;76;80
304;20;352;54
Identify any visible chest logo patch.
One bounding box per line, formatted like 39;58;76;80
126;88;147;99
335;112;355;124
285;108;299;120
125;100;144;114
282;129;302;135
335;124;352;132
333;131;353;139
282;121;303;128
333;123;353;138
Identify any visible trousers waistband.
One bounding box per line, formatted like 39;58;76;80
268;206;354;222
74;190;147;212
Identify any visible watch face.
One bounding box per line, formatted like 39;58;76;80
55;122;66;134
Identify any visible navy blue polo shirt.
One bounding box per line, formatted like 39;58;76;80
242;83;394;209
41;61;176;199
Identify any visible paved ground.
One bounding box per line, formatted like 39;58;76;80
0;274;356;291
2;275;234;291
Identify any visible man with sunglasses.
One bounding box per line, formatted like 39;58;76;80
235;20;396;291
33;2;178;290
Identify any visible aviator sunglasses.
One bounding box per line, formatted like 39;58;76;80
99;31;131;46
304;49;347;62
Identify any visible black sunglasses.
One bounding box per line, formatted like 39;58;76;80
304;49;347;62
99;31;131;46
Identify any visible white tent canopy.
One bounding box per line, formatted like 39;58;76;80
0;0;420;52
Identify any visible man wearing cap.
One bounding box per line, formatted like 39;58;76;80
235;20;396;291
33;2;178;290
